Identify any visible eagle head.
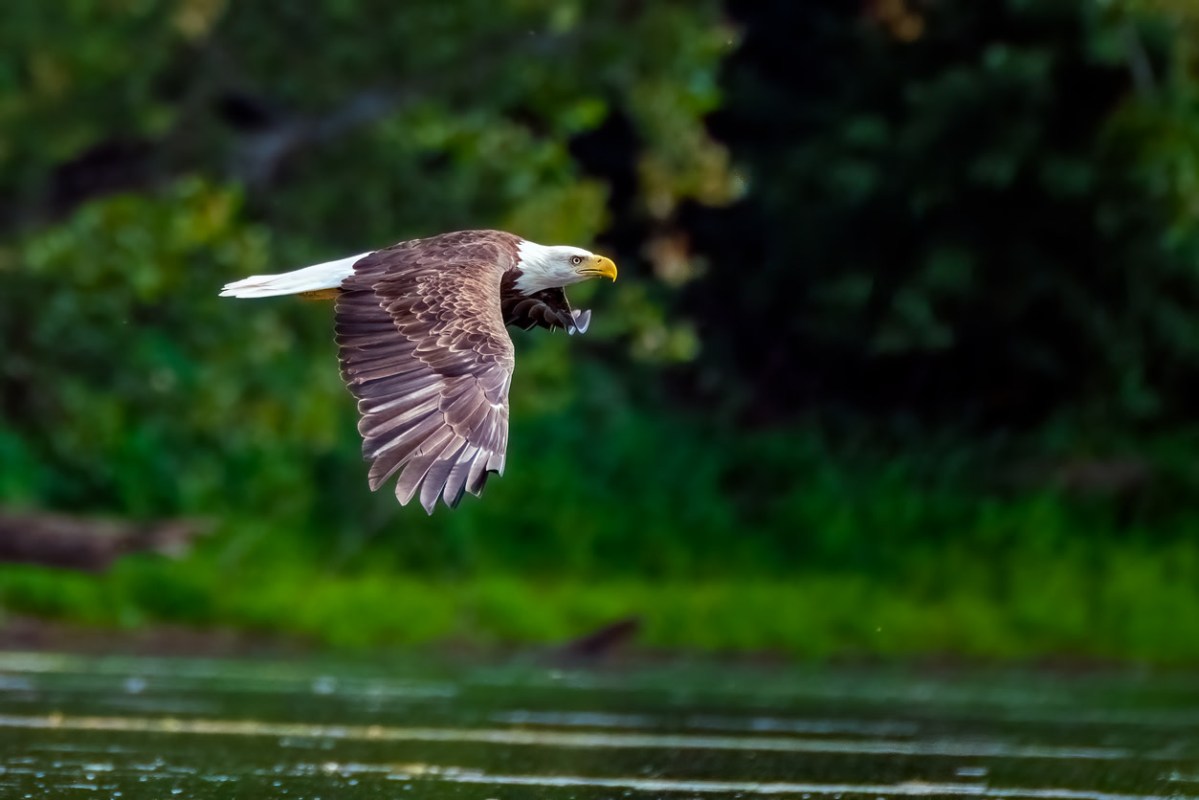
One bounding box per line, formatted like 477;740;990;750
513;240;618;294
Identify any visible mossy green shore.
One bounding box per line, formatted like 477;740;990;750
6;419;1199;664
4;547;1199;661
16;372;1199;662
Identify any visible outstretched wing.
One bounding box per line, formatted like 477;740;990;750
335;235;517;513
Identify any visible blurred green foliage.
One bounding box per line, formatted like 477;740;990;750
0;0;732;527
3;1;1199;660
690;1;1199;426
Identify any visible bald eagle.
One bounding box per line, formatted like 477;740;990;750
220;230;618;513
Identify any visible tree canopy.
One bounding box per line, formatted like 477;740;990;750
2;0;1199;565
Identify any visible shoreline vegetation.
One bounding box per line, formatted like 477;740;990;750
3;548;1198;663
4;418;1199;665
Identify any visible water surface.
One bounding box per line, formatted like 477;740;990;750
0;650;1196;798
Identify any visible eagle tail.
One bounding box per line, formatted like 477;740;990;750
219;252;373;298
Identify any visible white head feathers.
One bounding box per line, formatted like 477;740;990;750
513;241;599;294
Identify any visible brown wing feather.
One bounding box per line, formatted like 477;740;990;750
335;231;520;512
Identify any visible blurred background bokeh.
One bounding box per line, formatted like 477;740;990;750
3;0;1199;662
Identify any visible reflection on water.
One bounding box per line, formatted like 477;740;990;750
0;651;1196;799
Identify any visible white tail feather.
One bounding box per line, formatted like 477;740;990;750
219;251;373;298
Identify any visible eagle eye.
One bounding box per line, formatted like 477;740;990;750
571;255;583;265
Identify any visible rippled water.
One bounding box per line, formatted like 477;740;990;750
0;650;1196;798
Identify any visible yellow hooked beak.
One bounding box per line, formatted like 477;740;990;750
583;254;618;282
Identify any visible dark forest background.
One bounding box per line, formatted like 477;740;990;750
3;0;1199;660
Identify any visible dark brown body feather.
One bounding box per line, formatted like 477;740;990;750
500;278;591;335
334;229;577;513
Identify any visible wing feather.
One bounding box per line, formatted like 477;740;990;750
466;452;492;496
366;411;443;460
418;440;468;513
443;444;481;505
394;429;458;506
335;231;519;511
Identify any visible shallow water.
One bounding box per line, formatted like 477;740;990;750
0;651;1196;798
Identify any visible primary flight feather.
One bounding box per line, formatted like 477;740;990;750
220;229;617;514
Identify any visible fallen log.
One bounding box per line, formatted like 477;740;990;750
0;508;208;572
